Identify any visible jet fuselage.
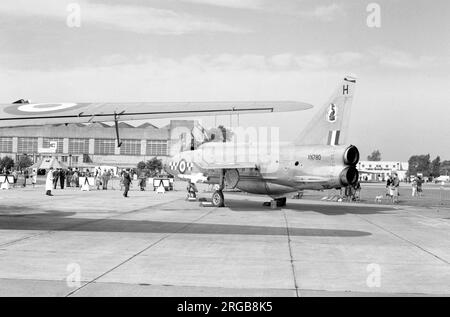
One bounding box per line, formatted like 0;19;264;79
166;142;359;198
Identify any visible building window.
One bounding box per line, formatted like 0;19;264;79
94;139;116;155
72;156;79;164
120;139;141;156
61;156;68;163
17;137;38;154
69;138;89;154
0;137;13;152
43;138;64;153
146;140;168;156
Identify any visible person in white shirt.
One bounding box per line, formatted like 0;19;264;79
45;167;54;196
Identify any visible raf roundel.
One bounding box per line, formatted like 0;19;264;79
18;103;78;113
4;102;87;116
178;159;187;174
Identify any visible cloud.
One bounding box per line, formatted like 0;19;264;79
370;47;443;69
179;0;345;22
0;52;352;102
300;3;345;22
178;0;264;10
0;0;248;35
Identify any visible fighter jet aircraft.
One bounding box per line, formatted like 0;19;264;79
166;75;359;207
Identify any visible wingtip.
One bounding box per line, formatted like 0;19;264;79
291;101;314;111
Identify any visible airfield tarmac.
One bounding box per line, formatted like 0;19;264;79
0;183;449;297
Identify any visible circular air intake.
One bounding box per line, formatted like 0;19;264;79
343;145;360;166
339;166;359;186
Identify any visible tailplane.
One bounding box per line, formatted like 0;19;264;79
294;75;356;145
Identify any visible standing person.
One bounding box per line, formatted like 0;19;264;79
392;173;400;203
138;170;147;191
95;168;102;190
66;168;72;188
45;168;54;196
411;177;418;197
417;176;424;197
12;170;18;188
385;175;393;198
31;168;37;188
102;169;110;190
23;169;29;187
81;170;90;191
354;181;361;201
119;169;125;191
122;169;132;198
59;169;66;189
74;168;80;187
53;168;59;189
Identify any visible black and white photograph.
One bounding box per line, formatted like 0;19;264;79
0;0;449;301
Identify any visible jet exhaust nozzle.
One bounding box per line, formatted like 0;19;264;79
343;145;360;166
339;166;359;186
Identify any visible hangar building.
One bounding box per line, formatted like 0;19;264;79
0;120;195;169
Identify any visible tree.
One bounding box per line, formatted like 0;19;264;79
430;156;441;178
367;150;381;161
137;161;147;170
407;154;431;177
440;160;450;176
0;156;15;172
16;155;33;171
145;157;163;176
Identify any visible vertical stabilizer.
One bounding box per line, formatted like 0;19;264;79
295;75;356;145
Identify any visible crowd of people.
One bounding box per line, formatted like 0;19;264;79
385;173;425;203
411;175;424;198
340;181;361;202
0;168;37;189
385;173;401;203
1;165;166;199
44;167;136;198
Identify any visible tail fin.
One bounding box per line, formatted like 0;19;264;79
294;75;356;146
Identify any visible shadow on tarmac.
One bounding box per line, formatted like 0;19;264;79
224;199;395;215
0;206;371;237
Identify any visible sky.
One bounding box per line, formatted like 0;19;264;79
0;0;449;161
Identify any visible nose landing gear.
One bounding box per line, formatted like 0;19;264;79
211;170;226;207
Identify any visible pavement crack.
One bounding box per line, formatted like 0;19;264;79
282;210;300;297
65;207;216;297
355;214;450;266
0;232;49;248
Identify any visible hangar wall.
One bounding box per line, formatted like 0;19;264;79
0;120;195;168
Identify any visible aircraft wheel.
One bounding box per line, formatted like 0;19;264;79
212;190;225;207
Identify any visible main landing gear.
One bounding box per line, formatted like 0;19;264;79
211;190;225;207
211;170;226;207
263;197;287;208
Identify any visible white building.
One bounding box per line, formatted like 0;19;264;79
357;160;409;182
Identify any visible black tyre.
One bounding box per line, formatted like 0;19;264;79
212;190;225;207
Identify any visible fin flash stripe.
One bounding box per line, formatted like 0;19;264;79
327;130;340;146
